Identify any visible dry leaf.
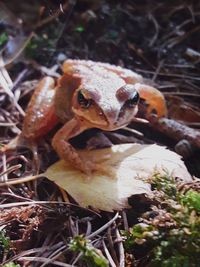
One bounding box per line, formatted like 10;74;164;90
45;144;192;211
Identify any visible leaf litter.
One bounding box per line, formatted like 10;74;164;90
0;1;200;266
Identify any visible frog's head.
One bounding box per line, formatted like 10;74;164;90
72;82;140;130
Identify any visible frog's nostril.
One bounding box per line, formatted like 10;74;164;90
104;109;119;124
119;107;125;118
106;110;116;118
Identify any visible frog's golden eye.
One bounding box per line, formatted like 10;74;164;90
124;90;139;108
78;90;92;108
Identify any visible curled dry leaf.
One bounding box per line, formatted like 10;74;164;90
45;144;192;212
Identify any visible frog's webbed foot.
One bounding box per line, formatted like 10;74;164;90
79;160;98;177
80;160;116;180
81;151;116;179
52;119;116;178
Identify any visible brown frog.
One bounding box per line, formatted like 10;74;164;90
22;60;167;173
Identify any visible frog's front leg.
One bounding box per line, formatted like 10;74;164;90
52;118;93;173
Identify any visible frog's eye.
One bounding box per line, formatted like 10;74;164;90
78;90;92;108
124;90;139;108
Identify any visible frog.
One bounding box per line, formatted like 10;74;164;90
22;59;167;174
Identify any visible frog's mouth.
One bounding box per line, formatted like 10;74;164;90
73;105;108;128
73;104;137;130
76;112;129;131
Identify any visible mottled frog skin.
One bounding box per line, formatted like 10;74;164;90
22;59;166;173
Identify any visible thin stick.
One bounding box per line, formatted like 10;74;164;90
34;2;69;30
0;174;42;186
102;241;116;267
107;227;119;266
0;122;16;127
122;211;129;231
0;164;22;179
40;246;69;267
18;257;73;267
0;57;25;116
152;60;164;82
1;153;7;182
131;117;149;124
136;68;200;81
87;213;119;239
116;228;125;267
123;127;144;137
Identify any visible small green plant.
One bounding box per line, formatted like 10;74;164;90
0;231;10;252
25;21;61;63
122;174;200;267
69;235;108;267
0;231;12;265
0;32;8;47
75;25;85;32
3;262;20;267
25;33;55;61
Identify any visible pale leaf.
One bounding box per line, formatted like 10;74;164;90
45;144;192;211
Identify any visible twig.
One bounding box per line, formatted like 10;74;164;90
160;18;193;43
40;245;69;267
123;127;144;137
186;48;200;58
0;174;42;186
0;164;22;179
168;25;200;48
152;59;164;82
1;154;7;182
0;57;25;116
85;220;92;236
87;213;119;239
11;68;31;93
2;243;64;266
116;228;125;267
186;122;200;128
18;257;74;267
149;13;160;47
149;116;200;148
0;201;63;210
164;92;200;98
121;211;129;231
136;68;200;81
102;240;116;267
0;122;16;127
163;63;195;69
107;227;119;266
34;2;70;30
1;192;37;202
71;252;82;266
